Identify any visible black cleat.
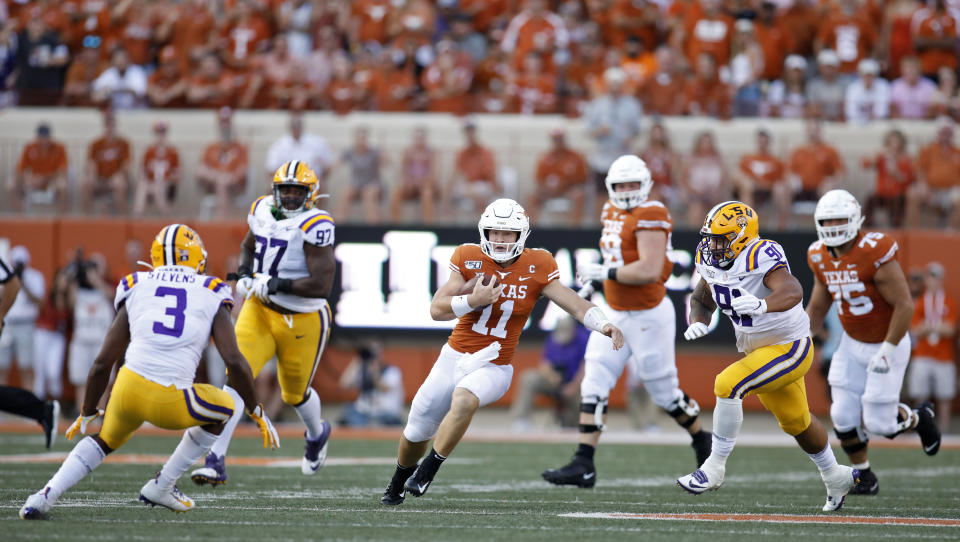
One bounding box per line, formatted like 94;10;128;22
542;456;596;488
380;483;405;506
915;402;941;456
404;464;436;498
691;430;711;467
849;468;879;495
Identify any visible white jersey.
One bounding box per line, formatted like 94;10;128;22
73;287;114;344
695;238;810;353
115;265;234;389
247;195;334;313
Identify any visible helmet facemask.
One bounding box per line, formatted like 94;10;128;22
480;228;528;262
477;198;531;262
814;189;864;247
607;180;651;210
699;229;742;269
274;183;310;218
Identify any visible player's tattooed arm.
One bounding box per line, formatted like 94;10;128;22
760;267;803;313
874;259;914;345
805;277;833;335
82;305;131;416
688;278;716;325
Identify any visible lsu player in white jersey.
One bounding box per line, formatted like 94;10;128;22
192;160;335;485
677;201;858;512
20;224;278;520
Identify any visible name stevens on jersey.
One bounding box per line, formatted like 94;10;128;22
148;271;198;284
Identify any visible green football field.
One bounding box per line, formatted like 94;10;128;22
2;430;958;542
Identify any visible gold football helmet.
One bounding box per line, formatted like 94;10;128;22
699;201;759;269
150;224;207;273
272;160;319;217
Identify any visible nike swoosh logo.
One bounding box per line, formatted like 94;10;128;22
924;442;938;453
295;334;305;339
583;472;595;480
686;482;706;489
418;482;429;493
518;276;532;281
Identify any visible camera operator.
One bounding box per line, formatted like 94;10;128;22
338;341;404;427
65;250;115;411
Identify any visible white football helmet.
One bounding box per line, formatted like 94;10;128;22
478;198;531;262
605;155;653;209
814;189;864;247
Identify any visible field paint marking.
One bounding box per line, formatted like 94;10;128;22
559;512;960;528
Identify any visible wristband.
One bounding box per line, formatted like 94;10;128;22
607;267;618;281
583;306;612;333
237;265;253;278
274;277;293;293
451;295;473;318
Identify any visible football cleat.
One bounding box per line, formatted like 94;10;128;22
915;402;941;456
42;400;60;450
691;430;712;467
190;453;227;486
140;474;195;512
677;463;724;495
541;456;596;488
849;468;879;495
821;465;858;512
404;464;436;498
381;480;406;506
19;488;53;520
302;420;332;475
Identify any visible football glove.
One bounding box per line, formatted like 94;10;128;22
236;276;256;299
683;322;710;341
867;341;896;374
247;404;280;449
249;273;273;301
65;409;104;440
730;293;767;316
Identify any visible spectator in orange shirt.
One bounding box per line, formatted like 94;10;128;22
815;0;876;75
323;52;360;115
350;0;392;46
908;262;957;433
82;110;131;215
620;36;658;91
133;122;180;216
155;0;217;74
907;118;960;228
374;49;417;112
390;126;437;224
684;53;732;118
682;0;734;68
862;129;914;227
196;108;248;219
186;54;236;108
912;0;957;79
421;43;473;114
526;128;588;224
780;0;818;57
246;36;306;109
448;119;499;217
220;0;271;71
147;45;187;108
681;130;729;227
508;52;557;114
754;1;792;81
737;129;790;230
62;42;103;107
500;0;569;70
639;122;681;211
788;119;844;204
10;123;68;213
640;46;687;116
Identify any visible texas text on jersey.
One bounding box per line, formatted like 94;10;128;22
248;194;334;313
447;243;560;364
696;237;810;353
807;231;898;343
600;200;674;310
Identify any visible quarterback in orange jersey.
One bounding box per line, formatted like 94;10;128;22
380;199;624;505
806;189;941;496
542;155;711;489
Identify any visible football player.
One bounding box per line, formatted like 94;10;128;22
191;160;335;485
677;201;858;512
806;189;940;496
19;225;278;520
380;198;624;505
542;155;710;488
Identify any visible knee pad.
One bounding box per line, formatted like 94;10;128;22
835;426;869;455
579;396;608;432
829;387;863;432
864;401;914;439
664;391;701;429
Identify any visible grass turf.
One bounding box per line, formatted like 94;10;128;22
2;431;958;541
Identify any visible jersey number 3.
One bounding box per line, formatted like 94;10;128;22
153;286;186;338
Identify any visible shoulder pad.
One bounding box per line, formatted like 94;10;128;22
299;210;335;235
249;195;270;217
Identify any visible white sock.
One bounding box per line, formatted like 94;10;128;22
853;461;870;470
44;437;106;502
209;386;244;458
808;443;839;473
294;388;324;440
704;397;743;469
158;427;218;489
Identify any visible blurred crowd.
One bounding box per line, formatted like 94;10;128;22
0;0;957;120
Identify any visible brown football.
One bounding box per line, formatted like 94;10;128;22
457;273;500;295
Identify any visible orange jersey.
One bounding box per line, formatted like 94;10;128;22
447;244;560;364
599;200;673;311
142;143;180;184
17;141;68;177
807;231;900;343
912;288;957;362
88;137;130;179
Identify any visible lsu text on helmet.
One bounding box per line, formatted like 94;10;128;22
478;198;531;262
699;201;759;269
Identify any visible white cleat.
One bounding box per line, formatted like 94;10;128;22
139;475;195;513
822;465;859;512
19;488;53;520
677;463;725;495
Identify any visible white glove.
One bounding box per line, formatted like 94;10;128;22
65;409;104;440
683;322;710;341
867;341;896;374
456;341;502;376
247;404;280;449
731;293;767;316
577;262;607;283
236;276;255;299
250;273;273;301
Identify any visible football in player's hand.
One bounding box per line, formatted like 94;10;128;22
458;273;500;296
